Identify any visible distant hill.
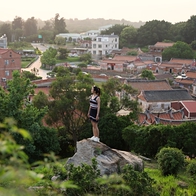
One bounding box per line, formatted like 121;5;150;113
64;18;145;33
0;18;146;33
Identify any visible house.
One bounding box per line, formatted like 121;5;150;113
90;35;119;57
138;89;194;112
148;42;174;63
138;107;196;126
171;101;196;118
56;33;81;42
99;55;136;72
0;48;21;87
169;58;196;67
81;30;100;40
126;79;172;93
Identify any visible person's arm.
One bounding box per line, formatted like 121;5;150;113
87;96;91;117
96;97;100;120
87;106;90;117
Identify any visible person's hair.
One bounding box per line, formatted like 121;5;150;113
93;86;101;96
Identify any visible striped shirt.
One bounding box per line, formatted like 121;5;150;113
90;95;99;109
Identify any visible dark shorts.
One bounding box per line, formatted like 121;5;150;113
89;108;98;123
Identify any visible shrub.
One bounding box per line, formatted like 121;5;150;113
156;147;185;176
77;62;87;68
186;159;196;179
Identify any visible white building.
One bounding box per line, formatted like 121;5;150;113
81;30;100;40
56;33;81;42
90;35;119;56
0;34;7;48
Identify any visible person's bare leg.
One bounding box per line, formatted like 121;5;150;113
91;121;96;136
95;124;99;138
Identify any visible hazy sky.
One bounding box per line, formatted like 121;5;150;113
1;0;196;24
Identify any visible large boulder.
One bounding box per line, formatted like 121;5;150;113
66;139;144;175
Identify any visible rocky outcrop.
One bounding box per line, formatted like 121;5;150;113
66;139;144;175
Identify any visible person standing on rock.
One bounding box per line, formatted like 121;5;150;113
88;85;101;142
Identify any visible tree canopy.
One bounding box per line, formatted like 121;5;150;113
162;41;194;61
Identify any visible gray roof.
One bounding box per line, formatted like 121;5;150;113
142;89;193;102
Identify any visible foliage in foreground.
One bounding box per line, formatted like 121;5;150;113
1;118;196;195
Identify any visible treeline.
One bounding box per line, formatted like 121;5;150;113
1;13;196;48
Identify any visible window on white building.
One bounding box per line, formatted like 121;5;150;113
93;44;96;48
98;38;101;42
93;51;96;54
98;44;102;48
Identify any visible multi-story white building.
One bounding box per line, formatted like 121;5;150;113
0;34;7;49
90;35;119;57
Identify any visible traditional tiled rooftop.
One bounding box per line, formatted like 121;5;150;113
127;79;172;92
169;58;194;65
154;42;174;47
112;55;136;61
140;89;193;102
138;108;196;126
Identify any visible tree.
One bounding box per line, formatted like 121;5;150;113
23;17;37;37
120;26;137;47
12;16;23;30
38;29;54;43
101;24;128;36
21;70;42;81
55;36;66;45
137;20;172;46
190;40;196;50
57;48;69;59
42;68;94;147
41;47;57;67
141;69;155;80
162;41;194;61
0;71;60;162
101;78;138;116
54;13;68;35
79;53;92;64
0;23;12;42
12;16;24;41
156;147;185;176
169;22;186;42
182;15;196;44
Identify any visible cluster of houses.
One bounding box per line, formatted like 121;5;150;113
1;25;196;126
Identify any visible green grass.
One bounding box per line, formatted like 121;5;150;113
21;57;38;68
144;161;196;196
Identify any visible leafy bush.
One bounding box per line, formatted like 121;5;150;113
77;62;87;68
156;147;185;176
186;159;196;179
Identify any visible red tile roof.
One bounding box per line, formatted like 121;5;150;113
181;101;196;113
112;55;136;61
127;80;172;92
169;58;194;65
0;48;9;54
154;42;174;47
186;71;196;79
34;87;50;95
175;78;193;85
138;108;196;126
159;63;183;69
